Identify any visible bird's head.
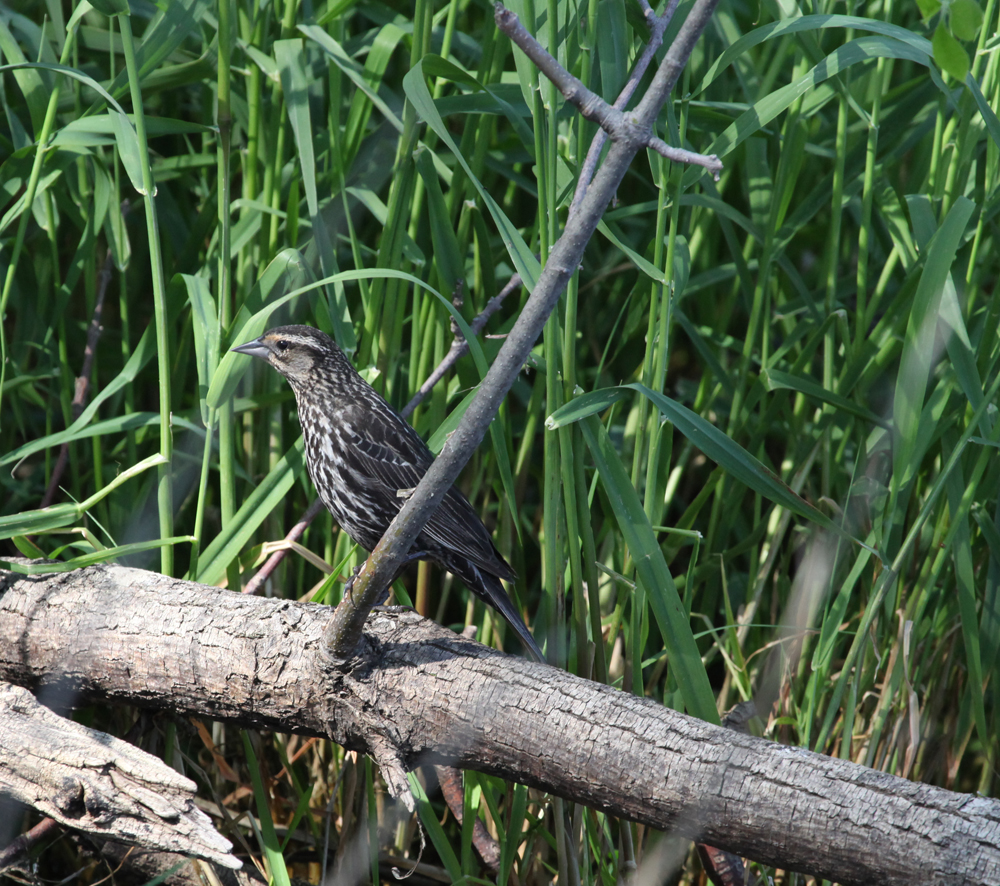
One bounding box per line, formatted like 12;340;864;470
231;325;342;386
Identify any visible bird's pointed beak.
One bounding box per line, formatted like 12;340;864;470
231;337;270;360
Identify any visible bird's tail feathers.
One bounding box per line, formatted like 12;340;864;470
455;561;544;662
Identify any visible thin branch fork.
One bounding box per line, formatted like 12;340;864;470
401;273;523;418
570;0;681;217
493;4;721;181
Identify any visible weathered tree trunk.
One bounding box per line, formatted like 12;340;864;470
1;562;997;886
0;681;237;868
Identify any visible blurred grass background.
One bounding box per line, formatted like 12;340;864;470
0;0;997;881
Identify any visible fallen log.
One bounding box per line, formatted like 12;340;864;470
0;562;997;885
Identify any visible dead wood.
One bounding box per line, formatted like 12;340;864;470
0;561;998;886
0;680;238;869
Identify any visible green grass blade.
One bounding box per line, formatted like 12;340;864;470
408;773;463;881
0;453;167;539
403;57;540;290
193;438;306;585
762;368;887;426
551;386;865;548
1;536;196;573
579;415;718;723
892;197;975;490
241;731;293;886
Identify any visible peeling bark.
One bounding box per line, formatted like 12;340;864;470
0;562;997;886
0;681;237;869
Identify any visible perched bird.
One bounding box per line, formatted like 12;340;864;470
233;324;543;660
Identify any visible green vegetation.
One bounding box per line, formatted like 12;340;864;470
1;0;996;881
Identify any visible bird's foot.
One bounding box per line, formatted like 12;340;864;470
343;563;365;601
343;562;393;606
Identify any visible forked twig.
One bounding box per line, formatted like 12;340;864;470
401;273;523;417
493;2;721;224
569;0;683;218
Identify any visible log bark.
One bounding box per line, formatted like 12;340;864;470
1;562;998;886
0;681;237;869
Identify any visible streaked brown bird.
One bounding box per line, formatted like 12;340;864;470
233;324;543;660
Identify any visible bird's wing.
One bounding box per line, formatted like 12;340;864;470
424;485;516;581
341;405;515;580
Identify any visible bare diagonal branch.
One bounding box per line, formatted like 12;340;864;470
324;0;723;659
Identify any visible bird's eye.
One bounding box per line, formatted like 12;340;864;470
275;340;289;352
